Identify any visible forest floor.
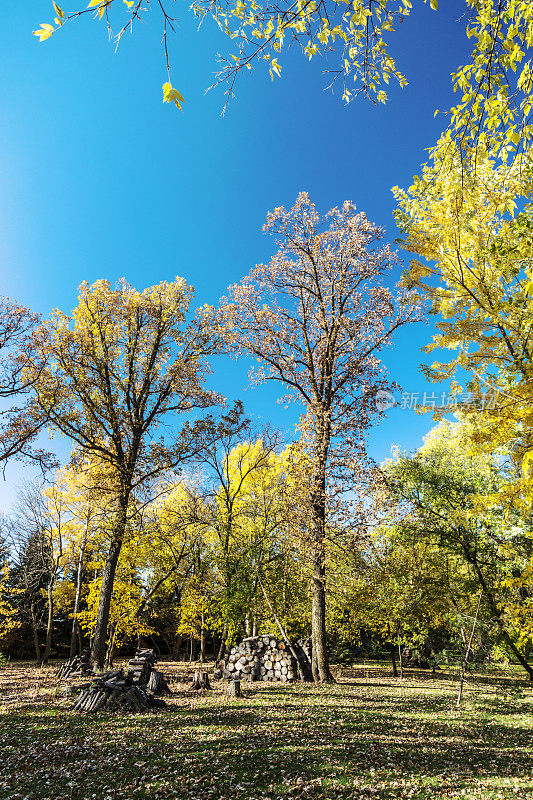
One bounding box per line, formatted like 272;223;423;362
0;660;532;800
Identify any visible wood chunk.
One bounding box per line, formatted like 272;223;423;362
227;680;242;698
191;671;212;690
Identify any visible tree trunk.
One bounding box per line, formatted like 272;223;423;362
310;440;334;683
398;641;403;679
105;625;117;669
30;601;40;662
41;580;54;664
90;493;129;669
457;591;482;707
216;628;227;662
90;538;124;668
172;634;183;661
470;556;533;681
311;549;332;682
189;636;197;662
387;624;398;677
200;617;206;663
70;526;88;658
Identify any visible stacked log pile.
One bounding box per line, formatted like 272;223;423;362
73;668;167;713
221;636;297;682
58;653;93;680
127;648;157;684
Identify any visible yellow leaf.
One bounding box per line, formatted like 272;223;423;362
162;82;185;110
522;449;533;477
87;0;102;7
33;23;55;41
53;1;65;18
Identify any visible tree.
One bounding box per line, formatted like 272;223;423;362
31;0;533;169
44;460;110;657
0;296;50;468
28;278;219;667
383;417;533;680
186;403;285;651
0;532;21;654
216;193;421;681
394;147;533;485
10;483;69;663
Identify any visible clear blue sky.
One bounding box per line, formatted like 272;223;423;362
0;2;470;509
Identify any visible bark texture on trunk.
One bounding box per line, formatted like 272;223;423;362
91;494;129;669
200;620;206;663
105;625;117;669
310;474;334;683
387;624;398;677
70;527;88;658
30;602;40;662
41;582;54;664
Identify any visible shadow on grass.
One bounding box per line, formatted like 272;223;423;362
1;672;532;800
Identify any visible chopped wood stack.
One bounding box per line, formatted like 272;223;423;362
293;638;313;681
58;653;93;680
221;636;297;682
73;668;167;713
127;648;157;685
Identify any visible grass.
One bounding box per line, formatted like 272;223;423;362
0;660;532;800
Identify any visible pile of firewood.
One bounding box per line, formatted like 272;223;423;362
127;648;157;684
58;653;93;680
73;668;167;713
221;636;297;682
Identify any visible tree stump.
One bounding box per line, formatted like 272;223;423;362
191;671;212;690
227;680;242;698
147;669;172;696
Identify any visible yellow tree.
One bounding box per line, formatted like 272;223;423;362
50;459;115;657
77;522;155;666
30;0;533;181
29;278;218;667
188;403;286;652
394;147;533;488
136;482;205;658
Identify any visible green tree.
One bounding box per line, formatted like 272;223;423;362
383;417;533;679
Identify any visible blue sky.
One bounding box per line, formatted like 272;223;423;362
0;1;471;508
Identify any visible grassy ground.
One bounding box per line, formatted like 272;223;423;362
0;661;532;800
